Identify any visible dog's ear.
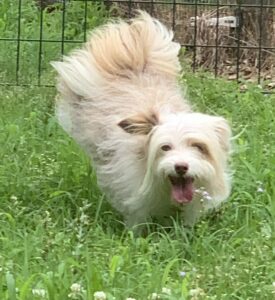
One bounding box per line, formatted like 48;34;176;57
213;117;232;153
118;112;158;135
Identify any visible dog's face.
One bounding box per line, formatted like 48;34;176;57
119;112;231;205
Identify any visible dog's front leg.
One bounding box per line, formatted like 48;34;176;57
126;218;152;237
181;199;204;227
124;209;152;236
125;212;151;227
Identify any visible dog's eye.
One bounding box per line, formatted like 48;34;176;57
161;144;172;151
192;143;208;154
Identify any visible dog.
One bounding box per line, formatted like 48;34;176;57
52;11;232;228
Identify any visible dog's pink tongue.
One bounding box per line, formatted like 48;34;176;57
171;179;194;203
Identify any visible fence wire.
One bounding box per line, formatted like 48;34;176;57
0;0;274;90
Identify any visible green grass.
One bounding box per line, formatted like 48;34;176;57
0;0;109;85
1;1;275;299
1;74;275;300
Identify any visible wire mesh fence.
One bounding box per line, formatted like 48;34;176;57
0;0;274;90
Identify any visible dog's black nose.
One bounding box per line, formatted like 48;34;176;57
175;163;189;175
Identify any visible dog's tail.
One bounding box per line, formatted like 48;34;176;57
51;11;180;99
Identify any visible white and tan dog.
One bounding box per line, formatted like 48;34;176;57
52;12;232;228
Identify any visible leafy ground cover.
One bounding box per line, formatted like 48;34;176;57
1;75;275;299
1;1;275;299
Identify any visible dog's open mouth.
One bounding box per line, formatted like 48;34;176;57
169;176;194;204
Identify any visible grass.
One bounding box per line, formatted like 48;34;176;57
0;0;108;85
1;74;275;300
1;1;275;300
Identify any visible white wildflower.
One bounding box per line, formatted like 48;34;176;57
10;195;17;201
149;293;160;300
189;288;205;297
195;188;212;201
202;191;212;200
161;287;171;295
94;291;107;300
68;283;85;299
32;288;46;298
256;181;264;193
126;298;136;300
44;210;52;223
79;212;89;225
70;283;82;293
257;187;264;193
272;282;275;287
179;271;186;277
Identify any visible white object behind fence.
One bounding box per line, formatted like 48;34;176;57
190;16;238;28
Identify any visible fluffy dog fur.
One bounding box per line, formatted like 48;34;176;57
52;12;232;228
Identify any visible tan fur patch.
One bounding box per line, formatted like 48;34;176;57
118;111;158;135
